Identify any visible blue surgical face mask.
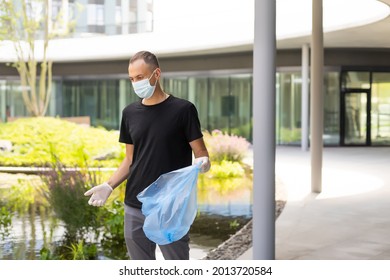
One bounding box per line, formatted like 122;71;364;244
132;69;157;99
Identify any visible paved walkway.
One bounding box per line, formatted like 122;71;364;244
239;146;390;260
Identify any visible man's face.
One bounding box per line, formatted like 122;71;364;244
128;59;159;84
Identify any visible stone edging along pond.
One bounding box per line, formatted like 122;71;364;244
202;176;287;260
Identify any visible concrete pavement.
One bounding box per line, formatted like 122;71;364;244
239;146;390;260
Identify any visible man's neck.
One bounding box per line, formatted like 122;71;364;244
142;87;169;106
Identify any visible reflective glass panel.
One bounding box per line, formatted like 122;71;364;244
344;92;367;145
371;73;390;145
342;71;370;89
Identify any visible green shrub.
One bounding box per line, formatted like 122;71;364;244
0;117;124;167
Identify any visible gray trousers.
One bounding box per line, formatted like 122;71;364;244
124;204;190;260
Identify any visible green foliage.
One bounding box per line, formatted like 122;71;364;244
41;239;98;260
6;178;49;215
278;127;301;144
0;206;12;240
229;219;240;230
203;130;250;163
230;121;252;141
99;199;127;260
41;160;103;240
66;240;97;260
39;246;57;260
208;160;245;179
0;117;124;167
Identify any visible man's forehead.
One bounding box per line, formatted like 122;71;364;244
129;59;149;72
129;60;153;78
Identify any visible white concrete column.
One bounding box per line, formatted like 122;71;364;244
75;0;88;33
252;0;276;260
310;0;324;193
61;0;69;29
121;0;130;34
104;0;116;35
137;0;147;33
301;44;310;151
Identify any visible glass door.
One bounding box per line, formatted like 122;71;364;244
341;91;370;145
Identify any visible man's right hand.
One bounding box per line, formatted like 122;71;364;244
84;182;113;207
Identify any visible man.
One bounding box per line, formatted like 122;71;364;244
84;50;210;260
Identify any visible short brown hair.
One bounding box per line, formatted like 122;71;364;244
129;51;160;70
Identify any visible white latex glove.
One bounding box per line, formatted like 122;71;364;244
194;156;211;173
84;182;113;207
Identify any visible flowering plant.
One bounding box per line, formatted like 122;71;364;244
203;130;250;163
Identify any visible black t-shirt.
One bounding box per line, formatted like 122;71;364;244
119;95;203;209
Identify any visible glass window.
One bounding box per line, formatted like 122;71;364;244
62;79;120;130
342;71;370;89
51;0;62;21
6;81;29;118
230;75;252;141
87;4;104;25
163;75;252;141
188;77;208;132
276;72;302;145
162;77;188;100
371;73;390;145
123;79;140;107
324;72;340;145
276;71;340;145
209;77;229;134
115;6;122;25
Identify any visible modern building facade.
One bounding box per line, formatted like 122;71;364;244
1;0;390;146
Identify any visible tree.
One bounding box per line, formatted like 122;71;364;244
0;0;77;116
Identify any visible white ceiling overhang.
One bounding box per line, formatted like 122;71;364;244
0;0;389;62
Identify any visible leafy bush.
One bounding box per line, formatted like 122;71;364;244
0;117;124;167
203;130;250;163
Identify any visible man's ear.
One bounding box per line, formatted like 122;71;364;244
155;68;161;79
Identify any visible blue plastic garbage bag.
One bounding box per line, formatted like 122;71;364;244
136;162;201;245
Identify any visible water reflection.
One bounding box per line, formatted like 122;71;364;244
197;174;253;217
0;172;253;260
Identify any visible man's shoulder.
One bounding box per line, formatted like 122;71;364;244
169;95;195;109
122;100;141;115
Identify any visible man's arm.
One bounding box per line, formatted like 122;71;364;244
189;137;209;158
107;144;134;189
84;144;133;206
190;137;210;173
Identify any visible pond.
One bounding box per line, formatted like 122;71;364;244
0;171;253;260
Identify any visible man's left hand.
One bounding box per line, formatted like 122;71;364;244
194;156;211;173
